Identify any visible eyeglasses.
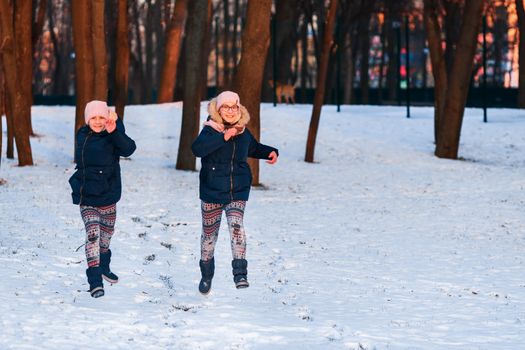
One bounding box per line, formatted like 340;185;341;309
220;105;239;112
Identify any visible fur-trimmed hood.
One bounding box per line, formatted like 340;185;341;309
207;98;250;128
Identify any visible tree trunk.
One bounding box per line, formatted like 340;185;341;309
275;0;300;85
176;0;210;171
130;2;145;104
300;18;309;103
359;23;370;104
0;1;33;166
157;0;188;103
48;4;62;95
378;17;386;103
223;0;231;89
106;0;118;101
435;0;484;159
114;0;130;119
6;96;14;159
424;0;448;144
232;0;272;185
72;1;94;132
358;1;376;105
201;0;213;99
0;57;4;117
144;0;154;103
14;1;34;136
516;0;525;107
32;0;47;47
91;0;108;101
305;0;338;163
343;33;354;104
493;5;506;87
47;2;73;96
443;0;462;76
0;113;2;169
0;59;3;167
232;0;240;69
386;1;402;102
154;0;164;95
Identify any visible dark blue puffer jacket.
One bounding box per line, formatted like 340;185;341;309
192;101;278;204
69;119;136;206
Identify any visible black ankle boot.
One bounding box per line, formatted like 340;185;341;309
86;266;104;298
232;259;249;289
100;249;118;284
199;257;215;295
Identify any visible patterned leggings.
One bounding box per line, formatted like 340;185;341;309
80;204;117;267
200;200;246;262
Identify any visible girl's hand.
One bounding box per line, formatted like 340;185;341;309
224;127;238;141
108;110;118;121
266;151;278;164
106;118;117;133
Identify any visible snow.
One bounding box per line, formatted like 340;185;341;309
0;103;524;349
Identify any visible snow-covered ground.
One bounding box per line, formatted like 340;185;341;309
0;103;524;350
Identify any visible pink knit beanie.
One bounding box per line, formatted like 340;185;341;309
216;91;240;110
84;100;109;124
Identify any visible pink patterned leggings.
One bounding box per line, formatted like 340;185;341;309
200;200;246;262
80;204;116;267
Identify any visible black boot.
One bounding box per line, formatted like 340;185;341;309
100;249;119;284
199;257;215;295
86;266;104;298
232;259;249;289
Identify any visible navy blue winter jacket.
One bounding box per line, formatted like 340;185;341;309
191;100;278;204
69;118;136;206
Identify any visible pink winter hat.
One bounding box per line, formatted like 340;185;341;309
216;91;240;110
84;100;109;124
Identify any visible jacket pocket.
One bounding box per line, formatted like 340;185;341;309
83;167;111;196
234;163;252;193
205;163;230;193
68;172;81;194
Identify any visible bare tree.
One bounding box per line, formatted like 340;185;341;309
516;0;525;107
3;68;14;159
0;56;4;167
434;0;485;159
275;0;300;86
72;1;94;132
176;0;210;170
443;0;462;75
45;1;73;97
130;1;145;104
358;0;377;104
385;0;403;102
91;0;108;100
0;1;34;166
157;0;188;103
114;0;130;118
232;0;272;185
14;1;35;136
305;0;338;163
222;0;231;88
72;0;109;134
424;0;447;143
32;0;47;47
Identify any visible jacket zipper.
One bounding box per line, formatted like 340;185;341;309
79;131;92;205
230;139;236;202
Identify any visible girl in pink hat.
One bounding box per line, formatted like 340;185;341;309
69;100;136;298
192;91;279;294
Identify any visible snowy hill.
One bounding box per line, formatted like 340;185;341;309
0;103;524;349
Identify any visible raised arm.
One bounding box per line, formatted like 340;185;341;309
191;126;227;158
110;119;136;157
247;129;279;160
